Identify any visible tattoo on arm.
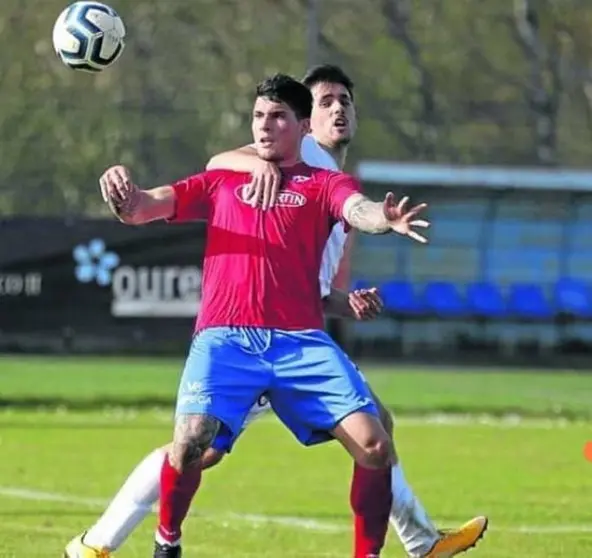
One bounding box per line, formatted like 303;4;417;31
343;195;390;234
171;413;220;471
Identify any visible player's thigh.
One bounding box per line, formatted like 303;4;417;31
176;327;268;438
269;329;379;446
347;365;395;440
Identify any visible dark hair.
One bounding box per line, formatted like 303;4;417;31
302;64;354;100
255;73;312;120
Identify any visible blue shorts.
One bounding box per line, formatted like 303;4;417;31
210;393;271;453
175;327;377;449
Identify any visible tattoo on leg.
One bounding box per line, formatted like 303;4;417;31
171;414;220;471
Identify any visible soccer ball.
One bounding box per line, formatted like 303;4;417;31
52;2;125;72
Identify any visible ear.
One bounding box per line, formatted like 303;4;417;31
299;118;311;136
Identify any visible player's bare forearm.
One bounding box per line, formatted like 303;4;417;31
323;288;355;319
111;186;175;225
342;193;390;234
206;144;258;171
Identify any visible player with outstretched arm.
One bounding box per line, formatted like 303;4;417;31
65;72;486;556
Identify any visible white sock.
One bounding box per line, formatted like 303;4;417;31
155;531;181;547
84;447;166;551
389;463;440;558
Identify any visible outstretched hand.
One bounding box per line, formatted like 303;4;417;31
383;192;430;243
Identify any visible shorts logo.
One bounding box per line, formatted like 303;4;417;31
235;185;307;208
178;394;212;406
185;381;203;393
179;380;212;406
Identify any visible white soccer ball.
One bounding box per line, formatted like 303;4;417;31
52;2;126;72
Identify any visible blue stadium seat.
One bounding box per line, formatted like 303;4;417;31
554;278;592;318
351;278;372;291
380;280;424;314
507;283;553;319
466;282;506;318
423;281;467;317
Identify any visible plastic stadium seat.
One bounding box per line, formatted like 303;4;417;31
507;283;553;319
423;281;467;317
351;278;371;291
466;282;507;318
380;280;424;314
554;278;592;318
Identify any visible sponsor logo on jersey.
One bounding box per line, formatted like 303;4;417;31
276;189;307;207
235;185;307;208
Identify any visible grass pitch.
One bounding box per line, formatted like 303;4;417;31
0;355;590;557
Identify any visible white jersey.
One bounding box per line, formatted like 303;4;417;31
300;135;348;298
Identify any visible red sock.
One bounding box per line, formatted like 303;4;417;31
157;453;202;543
350;463;392;558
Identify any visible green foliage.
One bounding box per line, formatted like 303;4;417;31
2;0;592;215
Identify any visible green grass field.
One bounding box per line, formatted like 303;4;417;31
0;355;591;557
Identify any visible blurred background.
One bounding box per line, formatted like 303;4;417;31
1;3;592;557
4;0;592;365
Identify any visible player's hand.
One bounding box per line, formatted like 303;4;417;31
243;160;282;210
99;165;139;216
349;287;383;321
383;192;429;243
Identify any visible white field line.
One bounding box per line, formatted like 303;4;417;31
1;521;343;558
2;409;589;429
1;486;592;535
257;413;589;429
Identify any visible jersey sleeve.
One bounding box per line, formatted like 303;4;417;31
168;170;220;222
323;172;362;231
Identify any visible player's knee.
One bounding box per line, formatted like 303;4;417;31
201;447;226;470
170;414;220;472
357;436;392;470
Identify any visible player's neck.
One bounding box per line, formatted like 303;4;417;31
277;156;303;168
314;137;348;170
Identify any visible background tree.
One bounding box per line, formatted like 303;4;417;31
2;0;592;216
